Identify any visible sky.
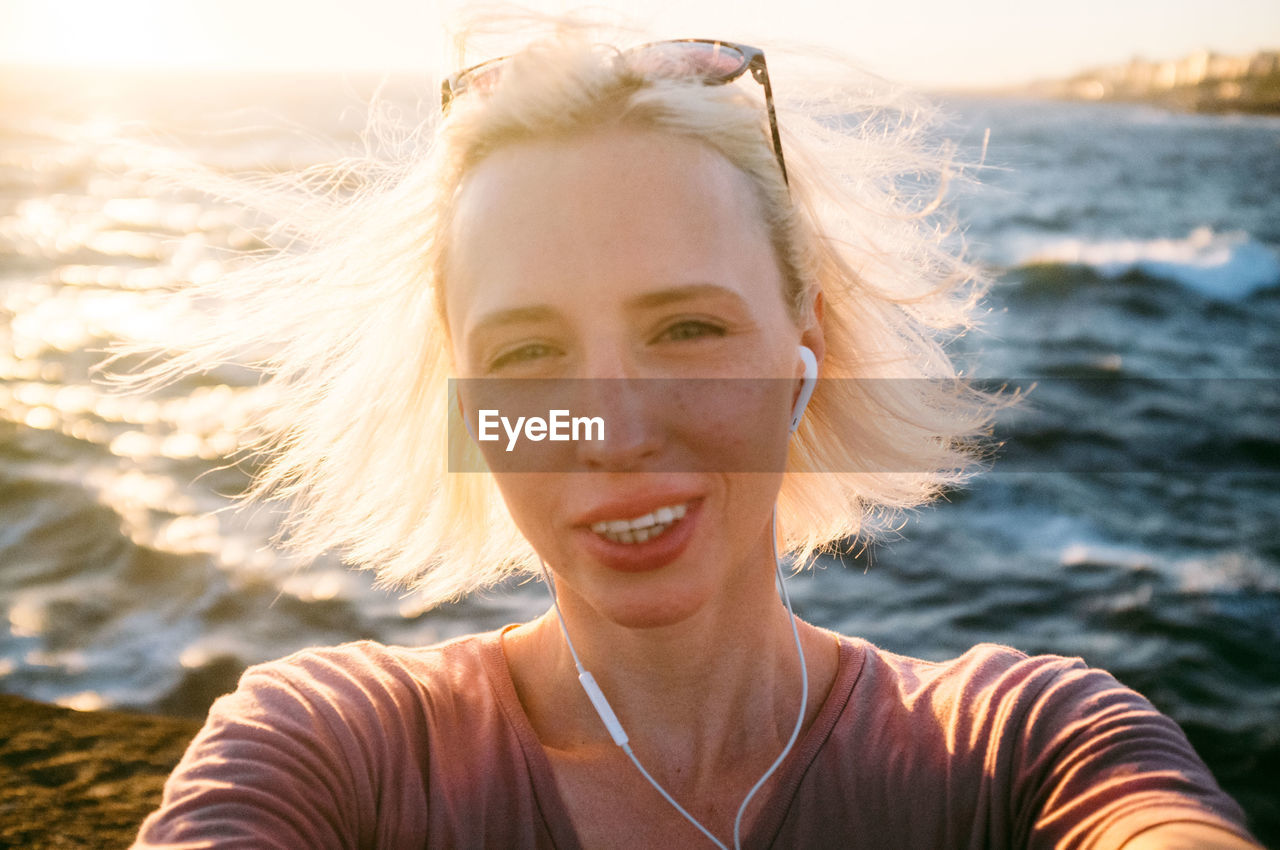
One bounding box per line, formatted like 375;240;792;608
2;0;1279;88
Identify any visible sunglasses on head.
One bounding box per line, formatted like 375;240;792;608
440;38;789;186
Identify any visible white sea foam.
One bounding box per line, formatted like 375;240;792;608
1014;227;1280;301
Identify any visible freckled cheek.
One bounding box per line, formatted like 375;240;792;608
662;379;794;473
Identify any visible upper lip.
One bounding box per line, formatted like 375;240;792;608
571;491;702;528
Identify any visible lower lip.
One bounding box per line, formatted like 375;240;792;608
577;501;702;573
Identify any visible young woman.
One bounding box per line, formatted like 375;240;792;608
133;27;1257;850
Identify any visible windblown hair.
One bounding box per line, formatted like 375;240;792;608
117;13;994;607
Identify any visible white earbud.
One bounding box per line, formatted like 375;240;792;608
790;345;818;433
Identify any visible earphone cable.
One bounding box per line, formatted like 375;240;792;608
539;558;586;672
538;558;729;848
621;743;731;849
536;503;809;850
731;506;808;848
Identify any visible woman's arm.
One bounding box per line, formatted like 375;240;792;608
1011;658;1260;849
1122;822;1262;849
132;647;409;849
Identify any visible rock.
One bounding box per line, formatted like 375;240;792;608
0;693;200;849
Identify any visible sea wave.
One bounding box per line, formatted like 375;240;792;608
1008;227;1280;301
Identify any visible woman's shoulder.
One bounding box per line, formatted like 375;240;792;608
833;635;1187;750
838;635;1107;709
132;627;522;848
218;626;515;730
245;627;506;686
817;635;1255;847
844;634;1080;677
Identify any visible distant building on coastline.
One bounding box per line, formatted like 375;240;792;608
1028;48;1280;114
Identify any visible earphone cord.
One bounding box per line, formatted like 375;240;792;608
537;504;808;850
733;507;808;848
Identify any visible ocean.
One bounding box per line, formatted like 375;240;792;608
1;68;1277;841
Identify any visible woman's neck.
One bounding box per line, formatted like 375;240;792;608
502;562;838;786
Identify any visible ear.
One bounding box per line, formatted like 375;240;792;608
790;344;818;432
789;291;824;433
799;289;825;367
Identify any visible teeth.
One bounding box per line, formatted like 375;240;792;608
588;502;689;544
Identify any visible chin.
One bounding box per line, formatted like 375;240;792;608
601;589;711;630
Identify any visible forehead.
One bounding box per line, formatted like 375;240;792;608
444;128;781;336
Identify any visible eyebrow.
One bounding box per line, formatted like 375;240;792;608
627;283;746;310
469;305;558;338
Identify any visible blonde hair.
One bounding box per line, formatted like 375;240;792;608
116;16;994;607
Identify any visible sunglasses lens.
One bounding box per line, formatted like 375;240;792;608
452;58;507;100
627;41;748;82
445;41;756;109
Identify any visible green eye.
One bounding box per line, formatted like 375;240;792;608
660;320;726;342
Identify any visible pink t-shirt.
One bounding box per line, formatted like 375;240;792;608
134;627;1255;848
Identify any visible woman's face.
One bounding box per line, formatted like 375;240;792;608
446;128;821;629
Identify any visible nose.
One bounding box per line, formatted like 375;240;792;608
572;348;665;471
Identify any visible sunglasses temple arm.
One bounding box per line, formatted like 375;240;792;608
751;58;789;187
